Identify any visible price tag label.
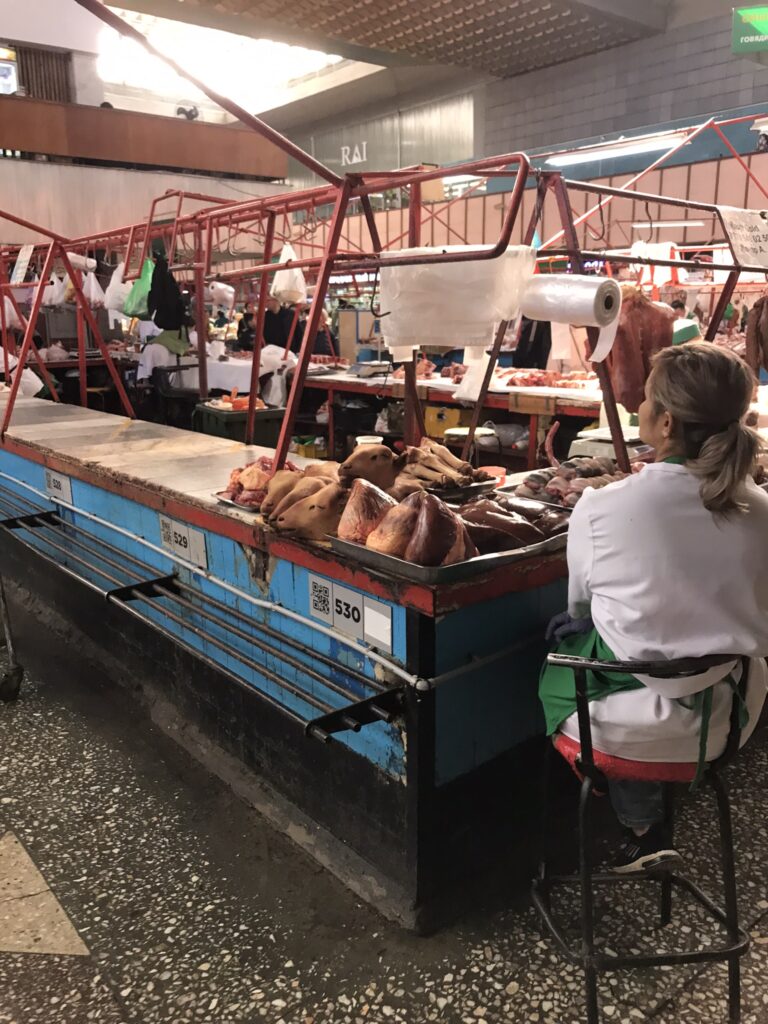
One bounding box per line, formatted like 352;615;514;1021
44;469;73;504
307;574;392;652
159;514;208;569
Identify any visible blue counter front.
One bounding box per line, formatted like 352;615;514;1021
0;401;567;929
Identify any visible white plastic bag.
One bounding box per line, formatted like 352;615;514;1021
83;271;106;308
270;243;307;305
2;297;21;329
208;280;235;311
104;262;132;313
43;275;66;307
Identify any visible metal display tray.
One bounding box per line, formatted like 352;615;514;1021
426;478;496;502
212;493;261;513
329;532;567;584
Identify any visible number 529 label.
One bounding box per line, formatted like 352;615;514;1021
159;514;208;569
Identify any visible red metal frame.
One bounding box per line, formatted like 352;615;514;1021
2;3;765;474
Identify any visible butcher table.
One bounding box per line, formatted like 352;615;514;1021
0;397;567;930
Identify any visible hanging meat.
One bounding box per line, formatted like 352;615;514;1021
746;296;768;376
606;285;675;412
337;479;397;543
403;492;478;566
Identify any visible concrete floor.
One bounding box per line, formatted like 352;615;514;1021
1;649;768;1024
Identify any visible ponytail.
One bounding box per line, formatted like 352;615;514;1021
686;420;760;516
649;343;762;517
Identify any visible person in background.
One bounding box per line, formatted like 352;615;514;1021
235;312;256;352
290;307;336;357
670;300;688;320
263;297;294;348
213;308;229;329
541;343;768;873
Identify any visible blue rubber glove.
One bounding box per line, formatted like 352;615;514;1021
546;611;593;645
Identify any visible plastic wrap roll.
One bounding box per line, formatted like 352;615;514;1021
520;274;621;362
65;252;97;272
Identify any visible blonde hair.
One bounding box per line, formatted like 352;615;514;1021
649;342;760;516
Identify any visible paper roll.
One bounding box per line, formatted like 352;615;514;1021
520;275;621;363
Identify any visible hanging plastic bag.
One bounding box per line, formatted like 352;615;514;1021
104;262;131;313
270;243;307;305
123;259;154;319
83;271;106;309
208;280;235;312
63;275;77;304
2;297;21;329
43;275;67;307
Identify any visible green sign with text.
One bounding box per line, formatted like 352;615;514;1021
733;5;768;52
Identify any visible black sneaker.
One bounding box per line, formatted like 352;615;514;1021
609;825;681;875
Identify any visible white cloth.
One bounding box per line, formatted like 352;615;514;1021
6;355;43;397
136;343;181;382
563;462;768;761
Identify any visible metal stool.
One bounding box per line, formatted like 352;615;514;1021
531;652;751;1024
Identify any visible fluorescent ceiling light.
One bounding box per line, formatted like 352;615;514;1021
546;133;688;167
631;220;706;229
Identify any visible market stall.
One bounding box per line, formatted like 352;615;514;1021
1;3;767;932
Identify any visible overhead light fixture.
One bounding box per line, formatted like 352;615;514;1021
545;132;689;167
631;220;706;229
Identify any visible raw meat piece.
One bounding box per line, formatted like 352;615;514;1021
460;501;545;550
607;284;675;413
534;510;570;537
304;461;341;480
338;445;405;491
239;464;271;492
260;469;302;517
268;477;326;522
404;492;478;566
234;489;264;508
492;495;549;521
273;482;348;540
387;476;425;500
366;491;425;557
419;437;473;476
337;479;397;543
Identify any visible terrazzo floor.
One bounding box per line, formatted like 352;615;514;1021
1;649;767;1024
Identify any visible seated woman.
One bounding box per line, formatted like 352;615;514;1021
235;312;256;352
541;342;768;873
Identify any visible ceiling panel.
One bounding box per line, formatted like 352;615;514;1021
133;0;670;78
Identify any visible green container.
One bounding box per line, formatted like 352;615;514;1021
192;404;284;446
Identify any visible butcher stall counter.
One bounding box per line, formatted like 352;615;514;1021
0;397;567;930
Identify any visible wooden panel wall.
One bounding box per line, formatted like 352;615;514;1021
16;46;73;104
0;96;287;180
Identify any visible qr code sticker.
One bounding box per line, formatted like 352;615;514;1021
160;518;173;545
311;579;331;616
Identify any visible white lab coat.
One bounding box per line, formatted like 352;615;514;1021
562;462;768;762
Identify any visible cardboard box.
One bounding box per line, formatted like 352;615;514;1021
424;405;473;438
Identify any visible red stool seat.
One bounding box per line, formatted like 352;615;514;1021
554;733;698;784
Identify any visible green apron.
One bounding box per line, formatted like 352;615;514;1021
148;328;191;356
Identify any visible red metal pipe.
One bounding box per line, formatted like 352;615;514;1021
711;123;768;203
0;268;60;400
246;211;276;444
72;0;342;187
193;226;209;402
76;275;88;408
57;248;136;418
272;181;354;470
1;244;57;436
542;119;716;249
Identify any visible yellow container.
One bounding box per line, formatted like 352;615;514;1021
424;405;473;438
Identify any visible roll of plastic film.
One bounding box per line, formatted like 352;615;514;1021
520;275;621;362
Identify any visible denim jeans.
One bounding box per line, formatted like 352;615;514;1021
608;779;665;830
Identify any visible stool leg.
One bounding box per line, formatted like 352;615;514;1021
709;770;741;1024
659;783;674;926
535;739;557;909
578;775;600;1024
